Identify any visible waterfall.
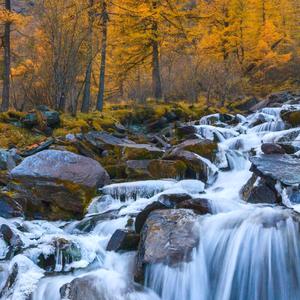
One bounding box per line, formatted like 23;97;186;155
3;103;300;300
146;207;300;300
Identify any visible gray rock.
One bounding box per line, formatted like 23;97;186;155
9;150;110;220
135;209;198;283
11;150;109;189
250;154;300;186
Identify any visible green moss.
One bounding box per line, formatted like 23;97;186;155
148;160;187;179
105;164;127;179
282;110;300;127
182;141;218;160
123;146;163;160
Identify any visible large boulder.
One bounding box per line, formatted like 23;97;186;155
9;150;110;220
250;154;300;186
135;209;199;283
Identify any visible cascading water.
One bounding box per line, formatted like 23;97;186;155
2;103;300;300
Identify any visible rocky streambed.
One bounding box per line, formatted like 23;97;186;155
1;92;300;299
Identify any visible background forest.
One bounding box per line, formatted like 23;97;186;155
1;0;300;113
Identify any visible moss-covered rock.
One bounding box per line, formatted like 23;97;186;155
147;160;187;179
174;139;218;161
123;144;164;160
106;164;127;180
9;150;110;220
281;110;300;127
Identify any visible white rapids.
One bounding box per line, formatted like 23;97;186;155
2;103;300;299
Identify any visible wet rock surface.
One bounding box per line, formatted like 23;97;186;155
106;229;140;252
250;154;300;186
135;209;199;283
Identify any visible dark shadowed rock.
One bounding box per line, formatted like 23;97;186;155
277;142;298;154
106;229;140;252
157;193;192;207
37;238;81;272
135;209;198;283
9;150;110;220
250;154;300;186
240;173;280;204
233;97;258;112
248;181;278;204
0;224;24;258
0;192;24;218
261;143;285;155
0;263;18;299
177;198;212;214
20;138;54;157
176;126;197;139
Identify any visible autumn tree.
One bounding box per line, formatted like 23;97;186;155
1;0;12;111
81;0;95;113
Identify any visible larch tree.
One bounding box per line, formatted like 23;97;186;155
1;0;11;111
96;0;109;111
81;0;95;113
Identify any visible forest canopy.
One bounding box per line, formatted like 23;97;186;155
1;0;300;113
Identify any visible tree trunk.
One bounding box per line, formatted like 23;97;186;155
96;0;108;112
1;0;11;112
151;1;162;100
81;0;94;113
